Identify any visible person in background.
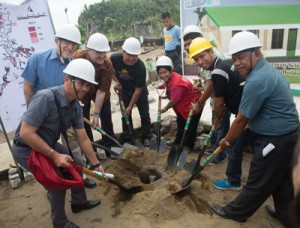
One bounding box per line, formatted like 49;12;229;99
73;33;116;148
156;56;202;151
161;12;182;74
211;31;299;227
110;37;152;147
189;37;247;191
12;59;104;228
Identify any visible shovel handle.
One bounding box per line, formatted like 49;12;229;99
84;117;107;136
202;146;222;167
184;109;194;130
70;161;109;182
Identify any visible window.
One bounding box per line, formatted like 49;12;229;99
248;30;259;37
271;29;284;49
232;30;241;37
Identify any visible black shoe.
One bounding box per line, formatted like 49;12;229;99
52;220;79;228
84;178;96;189
71;199;101;213
266;205;279;220
211;204;246;223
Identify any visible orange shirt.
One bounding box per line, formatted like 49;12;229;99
73;49;113;103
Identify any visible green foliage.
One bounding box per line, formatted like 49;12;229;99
78;0;180;43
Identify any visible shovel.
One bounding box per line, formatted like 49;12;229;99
114;88;143;147
167;109;194;170
70;161;140;190
67;131;123;159
185;126;215;173
173;146;222;194
84;117;123;148
149;88;167;153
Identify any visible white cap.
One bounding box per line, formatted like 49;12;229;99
55;24;81;44
183;25;203;39
229;31;262;55
156;56;173;68
87;33;110;52
63;58;97;84
122;37;141;55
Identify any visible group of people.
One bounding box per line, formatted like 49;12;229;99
10;11;300;228
162;16;299;227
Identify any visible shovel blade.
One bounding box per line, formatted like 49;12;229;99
149;137;168;153
185;159;197;173
167;146;190;170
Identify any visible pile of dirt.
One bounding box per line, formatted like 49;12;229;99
101;147;213;223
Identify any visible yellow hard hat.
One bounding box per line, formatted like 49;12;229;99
189;37;213;58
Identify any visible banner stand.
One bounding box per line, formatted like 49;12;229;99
0;115;23;180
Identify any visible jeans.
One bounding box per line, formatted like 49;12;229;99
212;110;231;155
226;130;249;186
122;87;152;140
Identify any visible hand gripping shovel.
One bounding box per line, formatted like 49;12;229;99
185;125;215;173
70;161;139;190
173;146;222;194
149;88;167;153
114;88;143;148
167;109;194;170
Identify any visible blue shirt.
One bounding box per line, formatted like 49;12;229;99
21;85;83;146
22;48;70;94
163;25;181;51
239;58;299;135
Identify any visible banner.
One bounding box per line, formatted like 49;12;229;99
0;0;55;132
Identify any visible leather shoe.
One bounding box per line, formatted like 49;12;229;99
84;178;96;189
71;199;101;213
266;205;279;220
211;204;246;223
52;220;79;228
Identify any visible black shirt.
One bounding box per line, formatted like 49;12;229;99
110;53;146;93
211;58;246;114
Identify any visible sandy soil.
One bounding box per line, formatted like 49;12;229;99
0;148;283;228
0;47;283;228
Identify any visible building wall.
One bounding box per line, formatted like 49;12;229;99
202;15;300;58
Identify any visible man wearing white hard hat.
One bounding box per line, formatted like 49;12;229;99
73;33;116;149
110;37;152;146
211;31;299;227
22;24;81;104
12;59;104;228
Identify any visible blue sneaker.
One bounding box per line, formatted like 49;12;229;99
213;179;242;191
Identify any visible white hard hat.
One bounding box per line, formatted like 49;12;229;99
55;25;81;44
63;58;97;84
156;56;173;68
229;31;262;55
183;25;203;39
122;37;141;55
87;33;110;52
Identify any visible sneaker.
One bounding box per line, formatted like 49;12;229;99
213;179;242;191
144;138;150;147
210;152;227;165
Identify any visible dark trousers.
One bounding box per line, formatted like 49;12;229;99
174;111;202;149
83;99;115;146
223;128;299;227
122;87;152;140
165;50;182;75
12;143;87;225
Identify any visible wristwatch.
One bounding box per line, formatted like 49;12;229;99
224;139;231;146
